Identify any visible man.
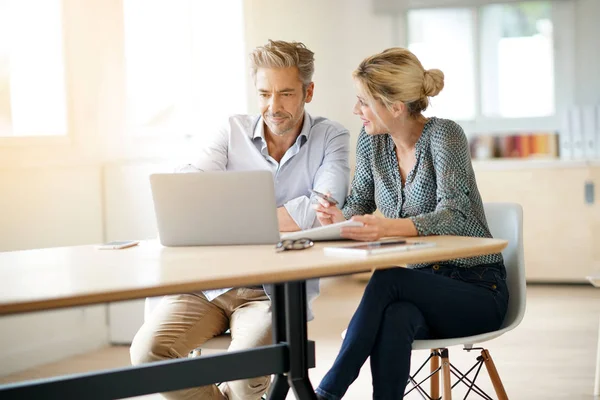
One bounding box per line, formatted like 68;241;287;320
130;40;350;400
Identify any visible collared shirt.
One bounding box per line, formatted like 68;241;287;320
180;112;350;320
342;117;503;269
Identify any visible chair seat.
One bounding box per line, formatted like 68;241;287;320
342;325;513;350
412;327;510;350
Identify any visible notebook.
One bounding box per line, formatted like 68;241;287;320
323;239;436;258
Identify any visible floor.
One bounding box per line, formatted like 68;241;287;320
1;277;600;399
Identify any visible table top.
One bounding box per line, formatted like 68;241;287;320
0;236;507;315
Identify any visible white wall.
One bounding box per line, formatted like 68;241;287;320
0;306;107;376
0;166;104;251
574;0;600;105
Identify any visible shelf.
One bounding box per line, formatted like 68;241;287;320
472;158;597;171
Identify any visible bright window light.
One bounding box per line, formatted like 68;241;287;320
0;0;67;136
123;0;247;137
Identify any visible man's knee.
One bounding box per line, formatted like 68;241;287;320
226;375;271;399
130;327;178;366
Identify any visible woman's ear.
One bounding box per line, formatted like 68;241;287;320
390;101;406;118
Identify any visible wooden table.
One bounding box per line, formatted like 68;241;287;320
0;236;506;399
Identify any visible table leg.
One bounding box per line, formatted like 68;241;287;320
284;281;317;400
595;315;600;396
267;284;290;400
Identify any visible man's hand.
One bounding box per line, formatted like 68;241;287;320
340;214;391;241
312;194;346;226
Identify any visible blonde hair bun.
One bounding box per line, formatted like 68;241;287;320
423;69;444;97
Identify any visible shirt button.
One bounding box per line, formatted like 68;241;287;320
432;264;440;271
491;284;497;290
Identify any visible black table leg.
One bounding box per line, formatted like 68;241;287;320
267;283;290;400
285;281;317;400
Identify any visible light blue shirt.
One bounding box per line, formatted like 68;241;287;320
181;112;350;320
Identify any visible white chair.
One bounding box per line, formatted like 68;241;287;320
144;297;232;356
342;202;525;400
409;202;525;400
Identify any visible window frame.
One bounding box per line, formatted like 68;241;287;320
402;0;575;136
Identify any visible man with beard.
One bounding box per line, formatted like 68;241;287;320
130;39;350;400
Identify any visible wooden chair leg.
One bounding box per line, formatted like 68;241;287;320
440;348;452;400
430;349;440;400
481;349;508;400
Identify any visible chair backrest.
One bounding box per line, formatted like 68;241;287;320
483;202;526;330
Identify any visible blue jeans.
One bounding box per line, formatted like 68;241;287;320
316;262;509;400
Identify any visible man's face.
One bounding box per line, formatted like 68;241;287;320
256;67;314;136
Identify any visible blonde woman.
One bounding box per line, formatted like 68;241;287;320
313;48;509;399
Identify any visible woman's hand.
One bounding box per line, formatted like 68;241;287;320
313;195;346;226
340;214;391;241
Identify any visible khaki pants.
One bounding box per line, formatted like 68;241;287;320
130;288;272;400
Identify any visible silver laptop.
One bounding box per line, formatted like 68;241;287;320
150;171;280;246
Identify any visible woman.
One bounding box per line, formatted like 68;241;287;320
313;48;509;400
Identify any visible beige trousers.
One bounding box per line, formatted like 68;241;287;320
130;288;272;400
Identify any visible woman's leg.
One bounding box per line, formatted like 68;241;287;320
370;302;430;400
316;266;507;400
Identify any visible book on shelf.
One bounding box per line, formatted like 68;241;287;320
469;132;558;160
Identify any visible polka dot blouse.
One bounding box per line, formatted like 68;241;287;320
341;117;503;268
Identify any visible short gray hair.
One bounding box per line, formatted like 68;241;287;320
249;40;315;89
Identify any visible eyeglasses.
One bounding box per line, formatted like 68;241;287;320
275;238;314;253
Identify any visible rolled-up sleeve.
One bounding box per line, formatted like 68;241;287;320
342;130;377;219
409;126;472;236
177;122;230;173
284;127;351;229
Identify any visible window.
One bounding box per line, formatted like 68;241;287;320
407;1;562;132
0;0;67;137
480;2;554;118
123;0;247;138
408;8;476;121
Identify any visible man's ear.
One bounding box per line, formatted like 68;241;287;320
304;82;315;103
390;101;405;118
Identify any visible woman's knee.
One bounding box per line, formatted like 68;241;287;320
383;301;421;321
380;302;426;337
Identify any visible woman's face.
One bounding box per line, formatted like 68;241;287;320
352;82;393;135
